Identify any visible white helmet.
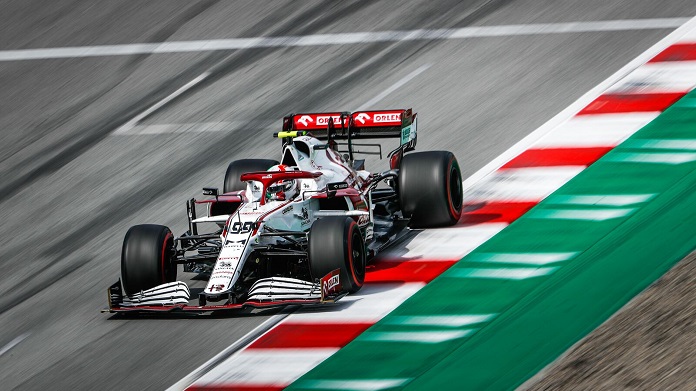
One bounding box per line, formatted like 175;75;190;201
265;164;299;202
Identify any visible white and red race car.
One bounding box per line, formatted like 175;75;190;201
106;109;463;313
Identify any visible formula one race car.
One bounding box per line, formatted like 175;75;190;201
105;109;462;313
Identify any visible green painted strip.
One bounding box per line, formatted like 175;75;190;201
624;138;696;150
468;252;577;265
384;314;495;327
288;90;696;391
545;194;655;206
526;207;637;220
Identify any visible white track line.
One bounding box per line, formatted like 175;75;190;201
534;113;659;148
0;19;688;62
167;311;293;391
113;72;210;135
115;121;276;135
0;333;29;358
357;64;431;110
115;63;431;136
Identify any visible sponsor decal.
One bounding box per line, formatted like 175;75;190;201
300;207;310;223
211;272;235;279
327;182;349;191
224;239;246;247
212;269;235;274
373;112;401;123
365;225;374;241
401;118;416;145
401;125;411;145
316;115;344;126
321;268;342;301
209;284;225;292
297;115;314;126
296;114;347;127
209;276;233;282
229;221;253;234
262;174;273;179
357;214;370;226
202;187;218;196
354;112;371;124
282;206;293;215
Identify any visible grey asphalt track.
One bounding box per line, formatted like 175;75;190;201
1;1;695;390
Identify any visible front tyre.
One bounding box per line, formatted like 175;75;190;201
121;224;177;296
309;217;366;293
399;151;463;228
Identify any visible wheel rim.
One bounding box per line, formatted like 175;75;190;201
161;232;176;283
448;160;463;215
350;228;365;282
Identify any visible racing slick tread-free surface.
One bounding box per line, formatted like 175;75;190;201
309;216;365;293
399;151;463;228
121;224;176;296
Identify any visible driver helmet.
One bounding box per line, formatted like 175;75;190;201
266;164;299;202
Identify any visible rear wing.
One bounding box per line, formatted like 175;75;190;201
281;109;417;145
277;109;417;168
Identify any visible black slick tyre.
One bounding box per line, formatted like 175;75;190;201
223;159;279;193
309;217;365;294
121;224;176;296
398;151;463;228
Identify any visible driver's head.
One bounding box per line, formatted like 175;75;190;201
266;164;299;201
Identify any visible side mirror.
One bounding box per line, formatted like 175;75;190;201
326;182;348;198
203;187;219;199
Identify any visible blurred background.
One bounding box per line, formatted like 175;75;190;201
1;1;695;389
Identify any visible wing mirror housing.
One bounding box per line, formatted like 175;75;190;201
203;187;219;200
327;182;348;198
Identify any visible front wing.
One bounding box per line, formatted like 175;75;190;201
103;270;346;314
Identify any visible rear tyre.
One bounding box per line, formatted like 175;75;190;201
223;159;279;193
398;151;463;228
121;224;177;296
309;217;365;293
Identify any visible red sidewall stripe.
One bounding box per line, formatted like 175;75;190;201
346;221;363;288
446;156;461;221
161;232;173;283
